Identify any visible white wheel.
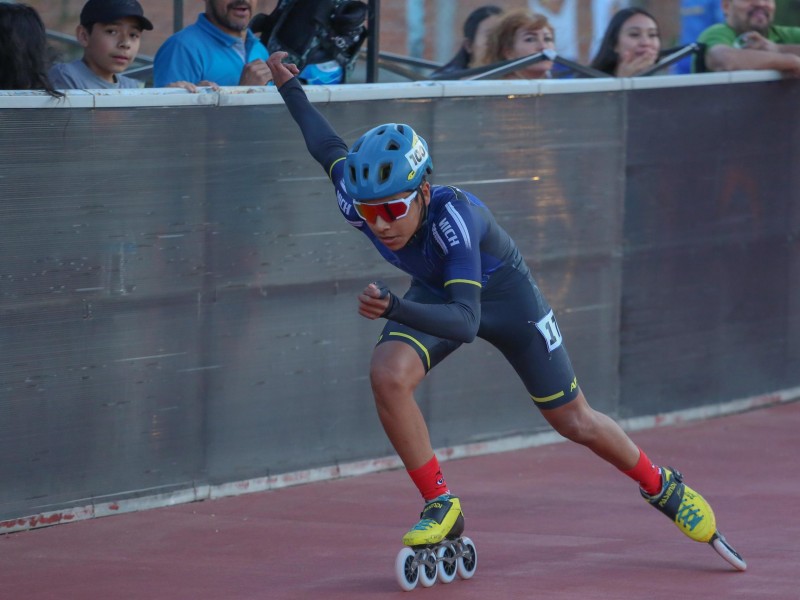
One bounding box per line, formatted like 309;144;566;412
436;544;458;583
711;533;747;572
418;550;438;587
456;537;478;579
395;547;418;591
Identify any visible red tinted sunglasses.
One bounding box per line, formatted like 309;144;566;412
353;189;419;224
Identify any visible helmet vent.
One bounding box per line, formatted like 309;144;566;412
378;163;392;183
386;140;400;151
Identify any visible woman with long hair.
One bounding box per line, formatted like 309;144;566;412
431;5;503;78
0;3;62;96
590;7;662;77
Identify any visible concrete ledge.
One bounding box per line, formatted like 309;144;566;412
0;71;784;108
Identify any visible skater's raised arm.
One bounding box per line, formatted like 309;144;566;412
267;52;348;176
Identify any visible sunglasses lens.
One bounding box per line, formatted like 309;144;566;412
354;203;385;223
355;191;417;224
385;200;411;220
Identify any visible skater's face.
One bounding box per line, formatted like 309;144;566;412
205;0;252;36
357;182;430;252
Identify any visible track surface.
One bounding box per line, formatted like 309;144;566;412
3;402;797;599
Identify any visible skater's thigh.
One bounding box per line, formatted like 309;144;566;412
480;275;578;410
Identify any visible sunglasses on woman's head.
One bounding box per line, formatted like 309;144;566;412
353;189;419;224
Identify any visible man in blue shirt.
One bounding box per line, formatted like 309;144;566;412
675;0;726;73
154;0;271;87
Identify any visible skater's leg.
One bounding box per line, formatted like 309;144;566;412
370;340;435;472
542;391;731;554
539;390;662;492
370;339;463;546
539;389;640;469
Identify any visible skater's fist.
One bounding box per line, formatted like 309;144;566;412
358;282;392;319
267;52;301;88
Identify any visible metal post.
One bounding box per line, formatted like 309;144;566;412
366;0;380;82
173;0;184;32
406;0;424;60
435;0;455;64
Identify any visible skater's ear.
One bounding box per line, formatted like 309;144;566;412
419;180;431;207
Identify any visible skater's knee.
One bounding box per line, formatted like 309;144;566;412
543;399;600;445
552;413;598;444
369;344;425;401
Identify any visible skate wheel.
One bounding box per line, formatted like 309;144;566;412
418;550;438;587
711;532;747;572
395;547;419;591
436;544;457;583
456;536;478;579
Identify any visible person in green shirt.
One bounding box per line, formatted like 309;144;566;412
693;0;800;75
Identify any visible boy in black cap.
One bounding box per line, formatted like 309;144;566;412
49;0;153;89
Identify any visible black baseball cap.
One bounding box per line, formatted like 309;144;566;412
80;0;154;30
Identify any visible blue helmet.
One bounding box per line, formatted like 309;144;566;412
344;123;433;200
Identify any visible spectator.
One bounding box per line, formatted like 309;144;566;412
694;0;800;76
528;0;580;60
479;9;556;79
675;0;725;74
590;7;662;77
0;3;62;96
153;0;271;88
48;0;152;89
431;5;503;78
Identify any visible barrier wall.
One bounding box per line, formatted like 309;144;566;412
1;72;798;526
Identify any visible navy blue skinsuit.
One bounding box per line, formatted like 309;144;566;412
278;77;579;409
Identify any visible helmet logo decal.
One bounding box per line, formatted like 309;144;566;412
405;134;429;174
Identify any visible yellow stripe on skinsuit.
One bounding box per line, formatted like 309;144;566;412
444;279;482;288
388;331;431;370
329;156;345;180
531;390;565;404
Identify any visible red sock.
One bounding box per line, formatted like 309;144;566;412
622;448;662;496
407;455;449;501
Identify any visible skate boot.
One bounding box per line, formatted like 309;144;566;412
642;467;746;571
402;494;465;548
395;495;477;591
642;467;716;542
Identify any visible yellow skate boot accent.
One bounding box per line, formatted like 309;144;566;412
642;467;716;543
402;495;464;548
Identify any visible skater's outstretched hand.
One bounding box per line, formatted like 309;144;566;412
358;282;392;320
267;52;301;88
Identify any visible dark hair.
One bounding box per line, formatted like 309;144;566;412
590;8;659;75
0;3;62;96
431;5;502;76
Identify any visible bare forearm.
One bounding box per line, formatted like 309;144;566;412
706;45;800;73
777;44;800;57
